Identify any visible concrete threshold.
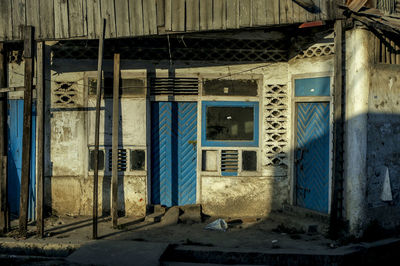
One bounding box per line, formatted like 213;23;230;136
160;238;400;266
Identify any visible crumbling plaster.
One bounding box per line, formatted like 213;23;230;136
367;63;400;229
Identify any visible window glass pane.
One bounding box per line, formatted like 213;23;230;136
206;107;254;141
242;151;257;171
203;79;258;96
130;150;145;170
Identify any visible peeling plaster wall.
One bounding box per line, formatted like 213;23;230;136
367;64;400;229
46;60;148;217
5;37;336;219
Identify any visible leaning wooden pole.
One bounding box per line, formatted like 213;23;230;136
19;26;34;237
111;53;120;228
93;19;106;240
36;42;44;237
0;43;8;233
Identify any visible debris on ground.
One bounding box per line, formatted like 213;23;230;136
204;219;228;231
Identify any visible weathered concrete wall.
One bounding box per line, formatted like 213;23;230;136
5;35;336;220
367;63;400;229
344;28;372;236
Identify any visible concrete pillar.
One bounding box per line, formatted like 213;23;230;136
344;27;373;236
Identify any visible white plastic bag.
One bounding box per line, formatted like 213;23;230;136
204;218;228;231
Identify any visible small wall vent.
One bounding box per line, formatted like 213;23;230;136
150;77;198;96
221;150;238;176
108;149;127;172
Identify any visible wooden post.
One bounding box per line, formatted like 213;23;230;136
0;43;8;233
36;42;44;237
93;19;105;240
330;20;344;237
19;26;34;237
111;53;120;228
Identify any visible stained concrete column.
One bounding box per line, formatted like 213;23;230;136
344;27;373;236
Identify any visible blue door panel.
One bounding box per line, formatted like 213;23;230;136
296;102;330;213
151;102;197;206
7;99;36;220
177;103;197;205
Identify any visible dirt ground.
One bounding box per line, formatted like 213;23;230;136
4;214;335;252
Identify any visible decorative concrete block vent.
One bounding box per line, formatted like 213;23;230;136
295;43;335;59
264;84;289;168
52;81;79;107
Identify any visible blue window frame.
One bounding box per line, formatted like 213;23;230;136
201;101;259;147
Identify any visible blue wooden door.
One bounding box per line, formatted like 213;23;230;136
151;102;197;206
296;102;330;213
7;99;36;220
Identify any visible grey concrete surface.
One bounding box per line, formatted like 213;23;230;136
66;240;169;266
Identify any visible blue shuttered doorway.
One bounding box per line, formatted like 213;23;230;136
7;99;36;220
296;102;330;213
151;102;197;206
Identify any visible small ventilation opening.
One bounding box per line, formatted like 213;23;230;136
221;150;238;176
150;77;198;96
108;149;127;172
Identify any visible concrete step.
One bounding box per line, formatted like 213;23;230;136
268;206;329;235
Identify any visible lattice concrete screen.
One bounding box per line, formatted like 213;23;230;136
53;82;78;106
264;84;289;167
295;43;335;59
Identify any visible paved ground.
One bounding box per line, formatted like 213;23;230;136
0;215;399;265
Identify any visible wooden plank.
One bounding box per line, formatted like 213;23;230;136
213;0;226;30
93;19;105;240
239;0;252;27
252;0;266;26
0;43;8;233
12;0;26;40
320;0;328;21
226;0;239;29
186;0;200;31
291;0;301;23
87;0;102;39
156;0;165;27
39;0;54;39
330;20;344;233
101;0;116;38
83;0;88;36
391;40;396;64
0;0;13;41
200;0;213;30
19;26;33;237
69;0;86;37
130;0;144;36
143;0;158;34
273;0;280;24
111;53;120;229
36;42;44;238
265;0;274;25
54;0;69;39
171;0;185;32
386;37;391;63
374;34;380;64
115;0;130;37
396;42;400;65
286;0;294;24
25;0;40;39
